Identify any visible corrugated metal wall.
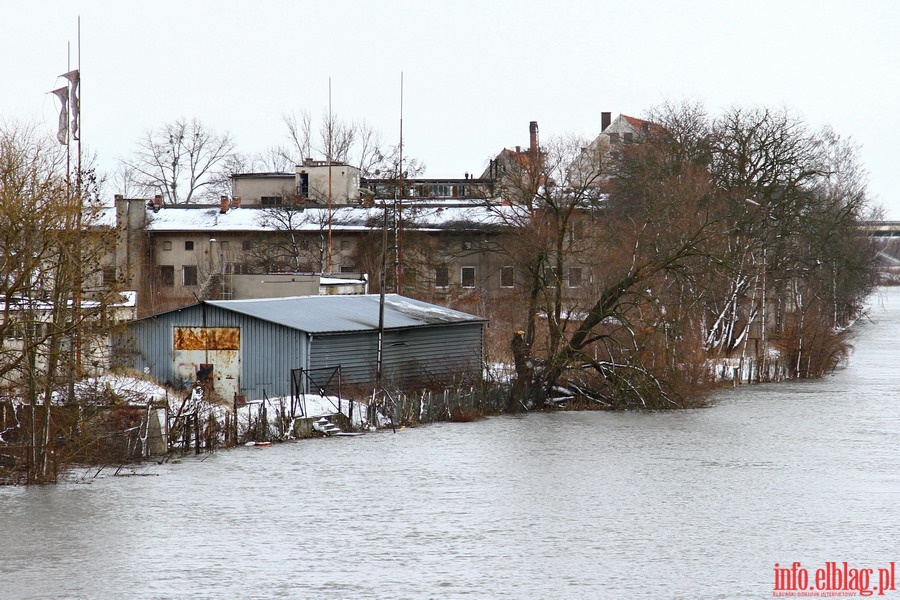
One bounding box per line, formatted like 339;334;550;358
115;305;484;400
114;304;308;400
311;323;484;386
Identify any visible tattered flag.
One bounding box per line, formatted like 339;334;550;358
50;86;69;145
61;69;80;141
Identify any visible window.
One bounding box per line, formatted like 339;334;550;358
430;184;452;197
461;266;476;288
185;241;194;251
183;265;198;287
623;132;633;144
297;173;309;196
543;267;560;283
402;265;418;286
158;265;174;287
226;262;252;275
461;241;473;251
568;267;583;288
261;196;283;206
340;240;351;251
608;132;620;144
339;265;356;274
435;266;449;288
500;266;515;288
242;239;253;251
162;241;172;251
102;267;117;287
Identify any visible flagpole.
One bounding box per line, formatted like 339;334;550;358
73;16;83;379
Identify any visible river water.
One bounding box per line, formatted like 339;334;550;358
3;290;900;599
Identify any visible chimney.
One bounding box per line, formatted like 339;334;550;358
601;112;612;132
231;196;241;209
153;195;162;211
219;195;229;214
529;121;539;154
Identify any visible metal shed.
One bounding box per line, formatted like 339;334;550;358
114;294;487;401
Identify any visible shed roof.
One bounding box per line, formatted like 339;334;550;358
147;294;486;334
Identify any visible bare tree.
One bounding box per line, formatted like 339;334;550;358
0;122;123;482
120;118;236;204
278;111;417;178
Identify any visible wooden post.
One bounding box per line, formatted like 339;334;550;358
193;413;200;454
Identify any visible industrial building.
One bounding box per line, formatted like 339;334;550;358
114;294;486;401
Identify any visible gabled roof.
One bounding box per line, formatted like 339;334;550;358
500;147;537;170
143;294;486;334
619;114;665;136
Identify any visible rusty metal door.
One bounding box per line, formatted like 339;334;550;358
173;327;240;403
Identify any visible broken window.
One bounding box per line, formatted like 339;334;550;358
183;265;198;287
435;266;449;288
500;266;515;288
461;266;476;288
568;267;583;288
158;265;174;287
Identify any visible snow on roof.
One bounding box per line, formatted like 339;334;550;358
202;293;486;334
135;203;515;233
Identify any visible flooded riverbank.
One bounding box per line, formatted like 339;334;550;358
3;289;899;599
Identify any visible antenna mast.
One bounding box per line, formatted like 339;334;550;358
326;77;333;274
395;72;404;294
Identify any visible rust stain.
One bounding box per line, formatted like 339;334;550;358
174;327;240;351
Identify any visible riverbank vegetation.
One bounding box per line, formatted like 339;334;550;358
488;102;879;409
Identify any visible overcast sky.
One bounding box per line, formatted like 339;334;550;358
3;0;898;216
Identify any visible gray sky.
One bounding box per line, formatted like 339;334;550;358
3;0;898;216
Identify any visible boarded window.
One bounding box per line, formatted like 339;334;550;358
500;266;515;288
183;265;198;287
162;241;172;251
461;266;476;288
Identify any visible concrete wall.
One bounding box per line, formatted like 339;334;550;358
232;175;295;205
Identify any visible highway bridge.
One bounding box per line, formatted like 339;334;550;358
862;221;900;237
